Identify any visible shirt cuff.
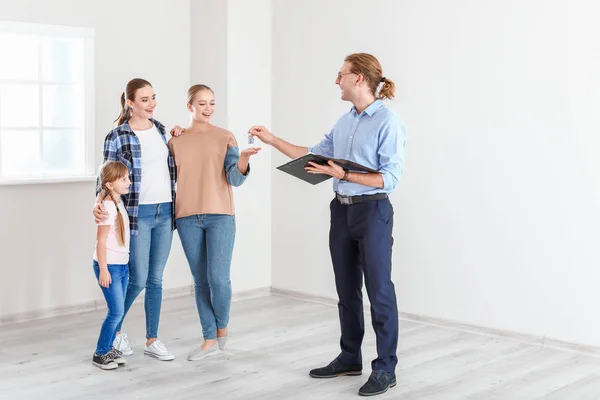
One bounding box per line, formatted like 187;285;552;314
381;171;396;192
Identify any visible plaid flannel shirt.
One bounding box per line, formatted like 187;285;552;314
97;119;177;235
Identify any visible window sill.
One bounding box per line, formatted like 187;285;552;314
0;175;97;186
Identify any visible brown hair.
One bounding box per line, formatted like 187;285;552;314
114;78;153;126
187;84;214;104
344;53;395;100
98;161;129;246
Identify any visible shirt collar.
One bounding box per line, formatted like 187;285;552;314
350;99;384;117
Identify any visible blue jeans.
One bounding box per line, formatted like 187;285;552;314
116;202;173;339
176;214;236;340
93;261;129;355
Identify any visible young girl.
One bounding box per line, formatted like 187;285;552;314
92;161;132;370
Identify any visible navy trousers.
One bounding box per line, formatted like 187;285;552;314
329;196;398;373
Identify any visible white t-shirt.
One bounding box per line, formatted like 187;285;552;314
93;200;130;265
135;125;172;204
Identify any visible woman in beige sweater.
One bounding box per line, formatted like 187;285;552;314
169;84;261;361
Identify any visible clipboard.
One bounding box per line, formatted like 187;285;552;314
276;153;380;185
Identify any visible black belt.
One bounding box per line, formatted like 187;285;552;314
335;192;388;205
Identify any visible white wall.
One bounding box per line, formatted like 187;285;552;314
226;0;272;291
190;0;227;128
271;0;600;347
5;0;600;350
189;0;272;293
0;0;192;318
0;0;272;321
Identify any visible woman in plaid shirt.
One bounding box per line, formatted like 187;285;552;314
93;78;177;361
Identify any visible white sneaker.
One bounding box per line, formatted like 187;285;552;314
113;332;133;356
144;339;175;361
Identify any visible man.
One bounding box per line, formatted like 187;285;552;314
249;52;406;397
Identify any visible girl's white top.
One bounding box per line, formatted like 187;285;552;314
93;200;130;265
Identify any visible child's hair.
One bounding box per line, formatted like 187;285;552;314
98;161;129;246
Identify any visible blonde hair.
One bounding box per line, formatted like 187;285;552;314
344;53;395;100
187;84;214;104
98;161;129;246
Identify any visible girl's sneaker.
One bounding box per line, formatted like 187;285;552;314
92;352;118;370
107;348;127;365
113;332;133;356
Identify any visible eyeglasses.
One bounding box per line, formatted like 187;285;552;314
337;72;353;80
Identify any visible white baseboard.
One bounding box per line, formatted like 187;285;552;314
270;287;339;307
0;285;194;325
270;287;600;357
232;286;272;302
5;285;599;358
396;311;600;356
0;285;271;326
0;300;99;326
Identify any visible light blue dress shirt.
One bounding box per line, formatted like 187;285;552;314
308;99;407;196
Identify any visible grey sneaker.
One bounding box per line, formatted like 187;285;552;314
188;342;220;361
217;336;228;349
107;348;127;365
92;352;118;370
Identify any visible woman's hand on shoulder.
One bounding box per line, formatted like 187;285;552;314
170;125;185;137
93;192;109;223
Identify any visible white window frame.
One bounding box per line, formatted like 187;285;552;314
0;21;95;185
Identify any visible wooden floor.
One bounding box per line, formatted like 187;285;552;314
2;293;600;400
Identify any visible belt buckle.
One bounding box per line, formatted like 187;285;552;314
338;195;351;205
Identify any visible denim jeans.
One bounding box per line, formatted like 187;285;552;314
116;202;173;339
176;214;236;340
93;261;129;355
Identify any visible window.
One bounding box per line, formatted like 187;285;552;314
0;21;94;184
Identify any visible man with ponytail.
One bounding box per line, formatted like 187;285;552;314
249;53;406;396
